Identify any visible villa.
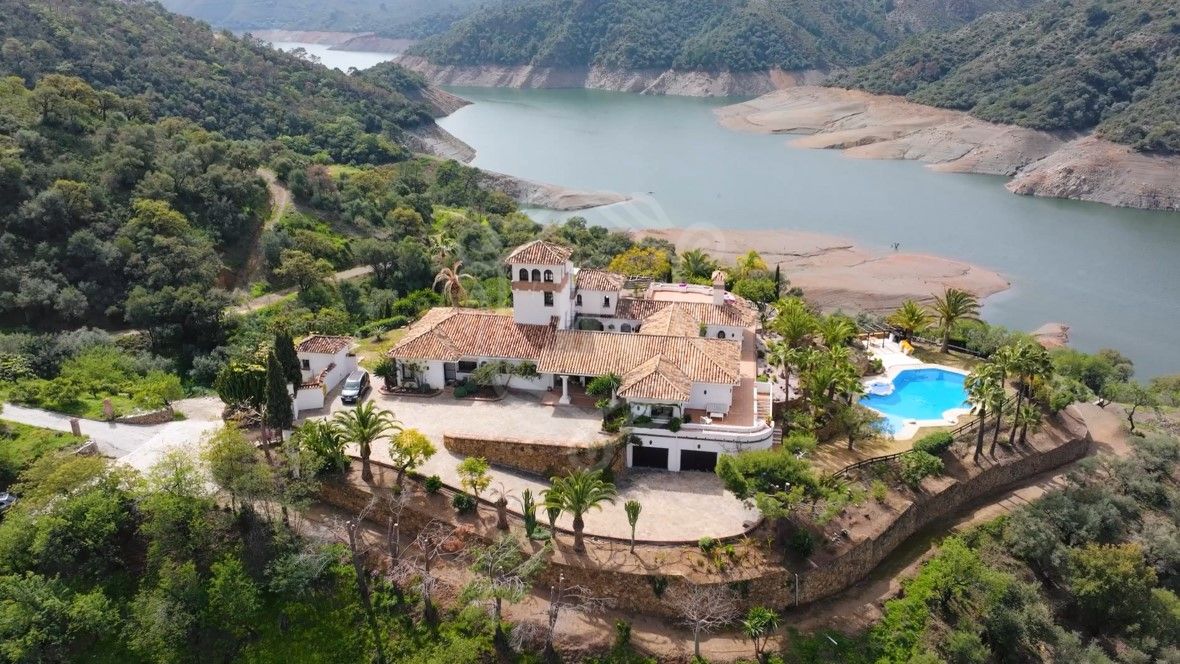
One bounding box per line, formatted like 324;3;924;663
387;240;775;472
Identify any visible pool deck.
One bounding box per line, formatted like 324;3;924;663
859;338;972;440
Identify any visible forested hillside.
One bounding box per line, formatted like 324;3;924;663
831;0;1180;152
0;0;435;145
159;0;484;37
407;0;1038;72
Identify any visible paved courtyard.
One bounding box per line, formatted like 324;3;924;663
319;390;760;541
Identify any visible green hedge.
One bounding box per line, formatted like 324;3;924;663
912;431;954;456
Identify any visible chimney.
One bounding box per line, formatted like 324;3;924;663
711;270;727;306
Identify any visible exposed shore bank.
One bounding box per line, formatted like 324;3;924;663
717;86;1180;212
635;227;1010;313
395;55;821;97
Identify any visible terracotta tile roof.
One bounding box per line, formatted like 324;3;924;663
638;305;701;337
505;240;572;266
537;330;740;385
618;355;692;402
296;335;354;355
388;308;553;362
575;268;626;292
615;298;759;330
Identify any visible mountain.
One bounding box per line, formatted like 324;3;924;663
157;0;486;37
0;0;438;147
831;0;1180;152
405;0;1040;73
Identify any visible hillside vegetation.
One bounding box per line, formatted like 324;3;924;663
159;0;484;37
831;0;1180;152
407;0;1038;72
0;0;435;144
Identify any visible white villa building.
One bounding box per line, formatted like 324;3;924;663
294;334;357;415
388;240;774;471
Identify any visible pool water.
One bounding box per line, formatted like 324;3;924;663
860;368;970;434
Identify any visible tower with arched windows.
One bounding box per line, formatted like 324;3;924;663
505;240;575;328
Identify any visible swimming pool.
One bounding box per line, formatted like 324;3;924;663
860;367;970;437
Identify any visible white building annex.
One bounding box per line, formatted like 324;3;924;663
294;335;358;416
387;240;774;471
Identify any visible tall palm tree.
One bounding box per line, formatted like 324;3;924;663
543;469;617;552
931;288;981;353
679;249;717;281
965;364;1004;461
988;346;1017;454
1007;341;1052;447
333;402;401;482
772;297;817;348
766;342;808;404
433;260;474;308
735;250;768;278
886;300;931;340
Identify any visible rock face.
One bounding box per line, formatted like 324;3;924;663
394;55;821;97
477;170;629;211
717;86;1180;211
1031;323;1070;349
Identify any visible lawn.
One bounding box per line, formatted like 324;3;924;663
0;419;87;487
354;328;407;369
910;344;984;372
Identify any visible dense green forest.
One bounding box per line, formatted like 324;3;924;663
407;0;1037;72
159;0;485;37
0;0;436;143
831;0;1180;152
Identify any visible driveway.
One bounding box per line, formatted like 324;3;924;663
0;398;224;473
315;390;760;541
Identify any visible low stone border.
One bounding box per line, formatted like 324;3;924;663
378;387;441;398
443;433;622;479
114;406;174;425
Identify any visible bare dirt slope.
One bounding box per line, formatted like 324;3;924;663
717;86;1180;211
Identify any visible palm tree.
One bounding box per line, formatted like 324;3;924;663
965;364;1004;461
678;249;717;282
772;297;817;348
1007;341;1052;447
433;260;474;308
544;469;617;552
766;342;808;404
333;402;401;482
427;231;457;264
988;346;1017;455
735;250;768;278
1014;403;1041;445
817;315;856;349
930;288;981;353
886;300;931;340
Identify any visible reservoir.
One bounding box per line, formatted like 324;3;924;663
275;43;1180;377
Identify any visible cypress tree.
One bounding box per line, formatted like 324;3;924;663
774;264;781;298
273;331;303;395
264;350;293;438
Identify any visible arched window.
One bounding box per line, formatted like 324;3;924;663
543;269;554;282
531;269;541;282
621;324;633;333
519;268;529;281
608;324;616;331
716;330;726;339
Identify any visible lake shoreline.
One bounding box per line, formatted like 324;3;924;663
717;86;1180;213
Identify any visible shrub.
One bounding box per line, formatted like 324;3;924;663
451;492;476;513
789;530;816;558
633;415;652;426
424;475;443;494
899;451;944;488
698;536;718;553
667;417;682;432
649;575;668;597
912;432;954;456
871;480;888;503
613;620;632;650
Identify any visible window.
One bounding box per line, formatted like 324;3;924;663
603;296;611;307
543;269;554;282
457;360;478;373
519;268;528;281
544;292;554;307
716;330;726;339
651;404;676;420
621;324;632;333
575;294;582;306
531;269;541;281
300;359;310;370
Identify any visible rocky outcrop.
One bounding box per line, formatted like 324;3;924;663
394;55;820;97
246;29;413;53
404;123;475;163
717;86;1180;211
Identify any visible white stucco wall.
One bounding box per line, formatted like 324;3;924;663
626;426;774;471
574;288;620;317
300;350;357;393
687;382;734;413
295;385;325;412
704;324;745;341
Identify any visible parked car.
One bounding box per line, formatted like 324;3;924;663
340;370;371;404
0;492;16;513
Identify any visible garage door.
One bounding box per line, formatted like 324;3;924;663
630;445;668;470
680;450;718;473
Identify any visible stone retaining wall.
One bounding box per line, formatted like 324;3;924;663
443;433;623;479
115;406;174;425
